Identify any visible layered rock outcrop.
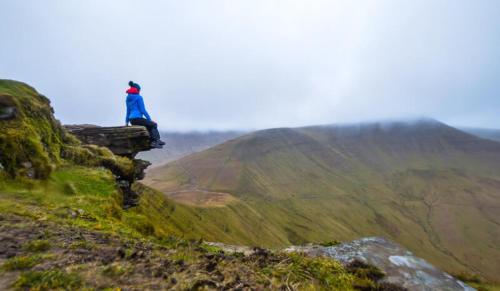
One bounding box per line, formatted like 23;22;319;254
64;125;154;208
64;125;152;158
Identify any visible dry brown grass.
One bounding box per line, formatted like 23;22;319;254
166;190;238;207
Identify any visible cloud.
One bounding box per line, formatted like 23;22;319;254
1;0;499;130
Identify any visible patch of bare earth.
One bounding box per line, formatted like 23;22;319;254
165;190;238;207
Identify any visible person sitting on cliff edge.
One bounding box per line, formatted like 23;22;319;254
125;81;165;149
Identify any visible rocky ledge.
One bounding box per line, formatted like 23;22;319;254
64;124;152;158
65;124;154;208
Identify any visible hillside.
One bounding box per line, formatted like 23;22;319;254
137;131;244;168
1;79;403;290
145;119;500;282
461;127;500;142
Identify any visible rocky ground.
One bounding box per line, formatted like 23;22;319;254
0;213;267;290
0;214;407;290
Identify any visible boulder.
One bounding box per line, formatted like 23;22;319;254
285;237;475;291
64;124;152;158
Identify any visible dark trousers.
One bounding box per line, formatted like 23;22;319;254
130;118;161;141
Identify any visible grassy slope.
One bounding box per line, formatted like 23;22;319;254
145;121;500;282
0;167;372;290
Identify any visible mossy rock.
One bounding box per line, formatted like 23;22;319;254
0;80;67;178
0;79;134;181
61;144;135;178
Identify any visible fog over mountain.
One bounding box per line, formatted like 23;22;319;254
138;130;244;168
461;127;500;142
1;0;500;130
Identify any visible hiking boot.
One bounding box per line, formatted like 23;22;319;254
150;141;163;149
158;140;166;146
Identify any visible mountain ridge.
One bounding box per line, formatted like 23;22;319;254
461;127;500;142
145;119;500;281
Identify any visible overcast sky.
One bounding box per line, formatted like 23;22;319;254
1;0;499;130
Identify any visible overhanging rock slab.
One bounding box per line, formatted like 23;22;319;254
64;124;152;157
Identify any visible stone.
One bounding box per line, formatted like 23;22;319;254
21;162;32;169
0;95;17;120
64;124;152;158
133;159;152;180
285;237;475;291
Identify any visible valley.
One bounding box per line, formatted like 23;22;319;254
145;120;500;281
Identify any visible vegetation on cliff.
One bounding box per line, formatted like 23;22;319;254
0;80;134;180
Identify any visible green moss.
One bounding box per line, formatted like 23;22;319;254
199;244;224;254
69;240;95;250
14;270;82;290
170;248;198;264
319;240;341;247
49;166;117;197
61;144;134;178
102;263;128;278
2;255;42;271
122;212;156;236
0;80;65;179
267;253;354;290
345;259;385;282
23;240;51;252
63;182;78;195
351;278;377;290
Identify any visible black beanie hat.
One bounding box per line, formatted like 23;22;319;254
128;81;141;91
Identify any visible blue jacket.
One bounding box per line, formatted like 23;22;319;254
126;94;151;124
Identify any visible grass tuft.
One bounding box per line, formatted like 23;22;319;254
23;240;51;252
345;259;386;282
14;270;82;290
319;240;341;247
200;244;224;254
266;252;354;290
2;255;41;271
102;263;128;278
